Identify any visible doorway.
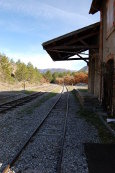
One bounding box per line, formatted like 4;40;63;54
103;59;114;114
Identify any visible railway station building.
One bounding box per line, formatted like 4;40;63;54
42;0;115;116
90;0;115;115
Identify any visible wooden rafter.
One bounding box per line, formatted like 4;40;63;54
47;49;85;55
76;54;88;63
55;57;89;61
52;45;98;50
65;31;99;46
80;39;88;46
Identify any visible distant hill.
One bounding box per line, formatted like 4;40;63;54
39;68;76;73
78;66;88;73
39;66;88;74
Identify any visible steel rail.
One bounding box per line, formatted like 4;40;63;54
0;85;55;107
0;86;58;114
0;92;44;113
56;86;69;173
2;85;64;173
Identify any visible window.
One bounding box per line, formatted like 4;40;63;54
106;0;115;37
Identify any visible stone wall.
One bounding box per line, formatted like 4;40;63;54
101;0;115;115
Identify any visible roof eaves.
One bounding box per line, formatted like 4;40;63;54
42;22;100;61
89;0;101;14
42;22;100;48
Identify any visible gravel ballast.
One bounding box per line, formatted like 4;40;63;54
62;93;100;173
0;86;61;172
0;89;100;173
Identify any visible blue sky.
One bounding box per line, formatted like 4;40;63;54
0;0;99;70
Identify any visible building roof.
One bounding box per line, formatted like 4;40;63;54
89;0;102;14
42;22;100;62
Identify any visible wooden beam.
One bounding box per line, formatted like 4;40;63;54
77;54;85;58
47;49;89;56
47;49;83;54
52;45;98;50
55;57;89;61
76;54;88;63
58;54;75;60
65;31;99;46
79;39;88;46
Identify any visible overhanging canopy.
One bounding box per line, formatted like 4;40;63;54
89;0;102;14
42;22;100;62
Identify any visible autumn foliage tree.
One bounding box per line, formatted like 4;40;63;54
54;72;88;85
74;72;88;84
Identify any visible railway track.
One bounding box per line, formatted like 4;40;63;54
2;85;69;173
0;92;44;114
0;85;57;114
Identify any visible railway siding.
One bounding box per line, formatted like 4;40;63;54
0;84;60;114
11;89;68;172
0;86;61;172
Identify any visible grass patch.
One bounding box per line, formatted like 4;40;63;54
72;89;115;143
78;89;88;92
67;86;75;91
21;87;60;115
22;90;36;94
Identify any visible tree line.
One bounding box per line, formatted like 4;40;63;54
0;53;88;85
0;54;44;84
44;70;88;85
